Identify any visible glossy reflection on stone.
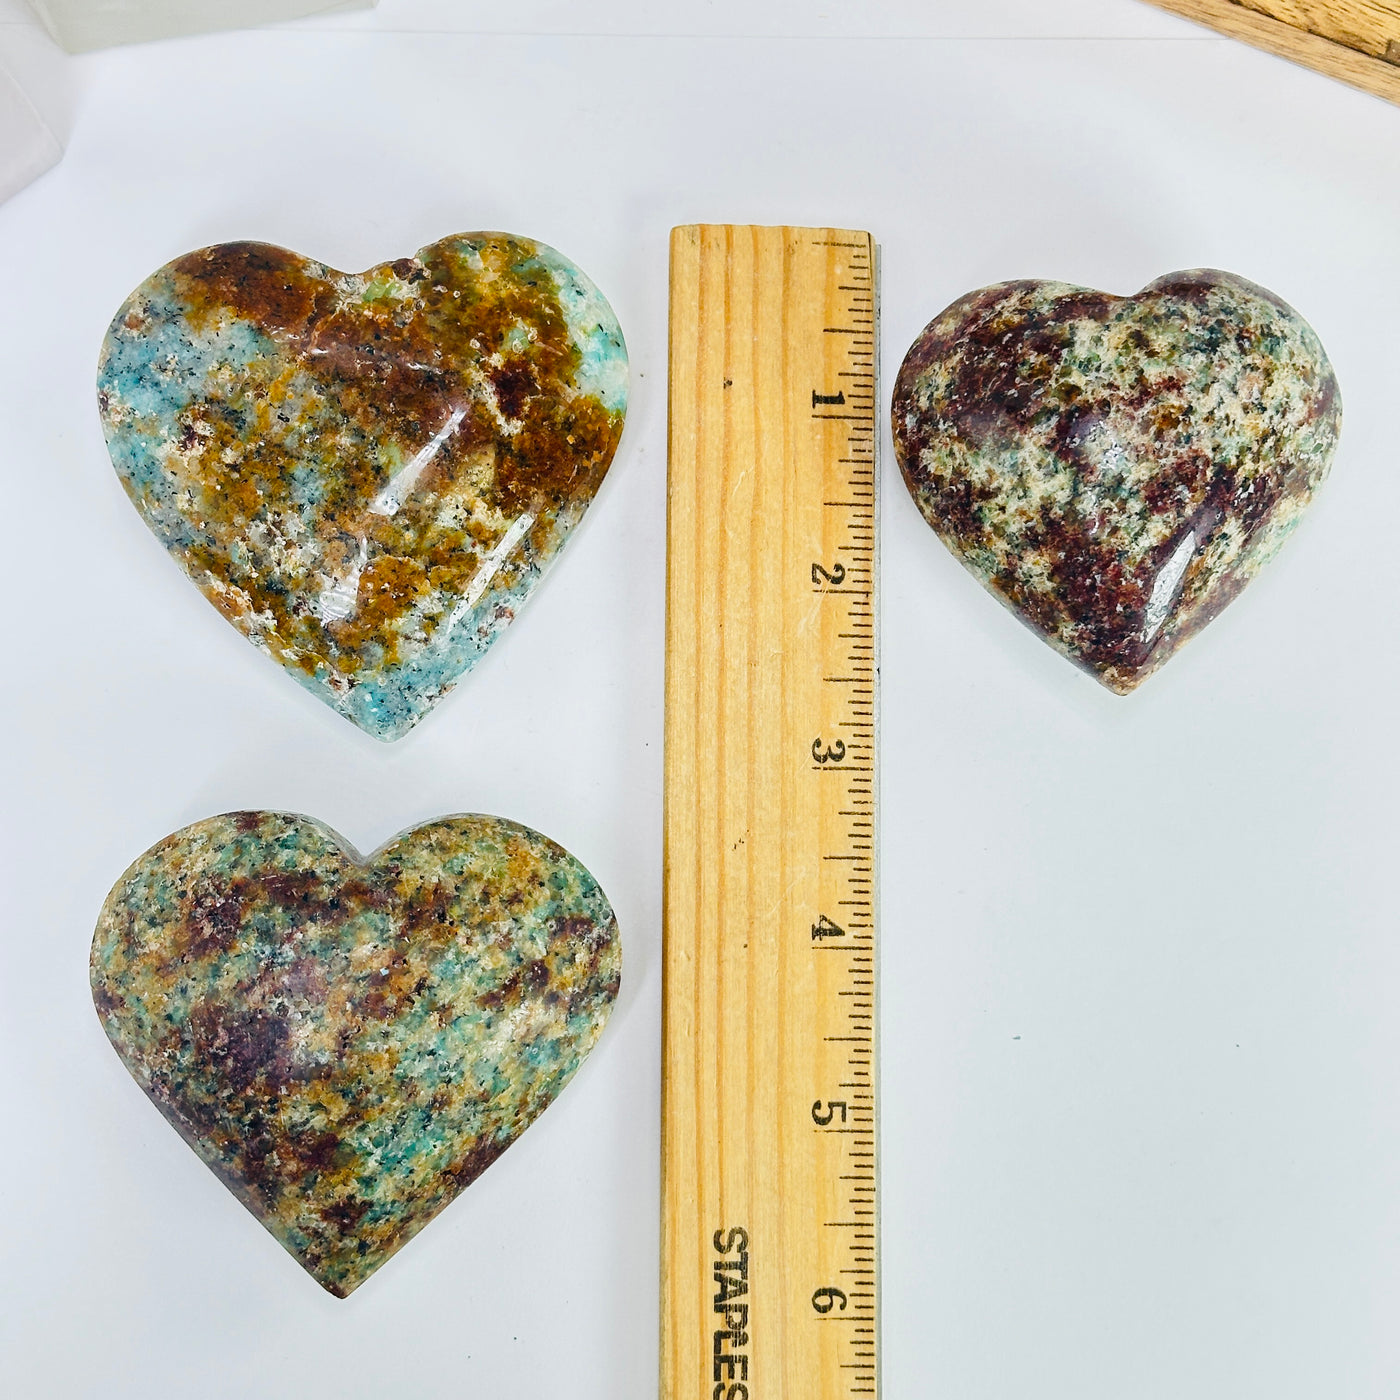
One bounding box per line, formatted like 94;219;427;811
99;234;628;739
91;811;620;1297
891;271;1340;693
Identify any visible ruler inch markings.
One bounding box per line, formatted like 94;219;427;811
663;225;879;1400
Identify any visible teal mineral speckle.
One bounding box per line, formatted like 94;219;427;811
91;811;620;1297
97;234;628;740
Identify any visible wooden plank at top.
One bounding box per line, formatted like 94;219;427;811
1241;0;1400;58
1141;0;1400;103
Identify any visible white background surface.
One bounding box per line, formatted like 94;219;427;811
1;3;1398;1397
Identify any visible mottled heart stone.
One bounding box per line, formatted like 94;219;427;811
892;271;1340;692
99;234;628;739
91;811;619;1296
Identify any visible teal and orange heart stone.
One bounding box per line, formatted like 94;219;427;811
91;811;620;1296
98;234;628;739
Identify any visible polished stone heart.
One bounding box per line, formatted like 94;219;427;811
891;271;1340;692
91;811;619;1296
98;234;628;739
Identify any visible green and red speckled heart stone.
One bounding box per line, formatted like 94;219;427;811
91;811;619;1297
892;270;1341;692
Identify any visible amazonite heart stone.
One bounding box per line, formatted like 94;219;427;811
99;233;628;739
91;811;620;1296
892;271;1340;692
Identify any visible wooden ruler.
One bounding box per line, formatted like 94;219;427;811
662;225;878;1400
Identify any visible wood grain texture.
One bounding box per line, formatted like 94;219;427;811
1142;0;1400;102
1240;0;1399;57
662;226;878;1400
